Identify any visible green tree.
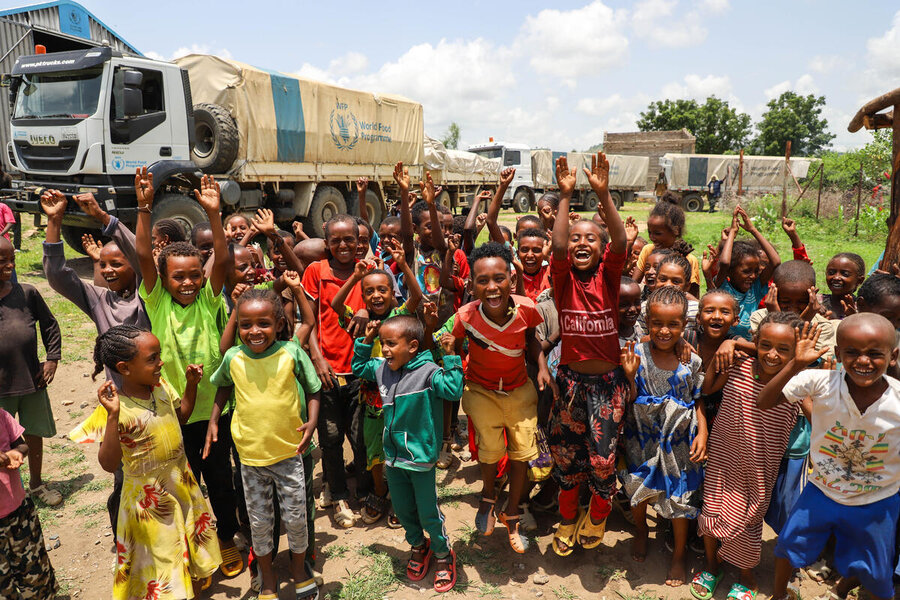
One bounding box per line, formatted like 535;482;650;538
753;91;835;156
821;129;892;189
440;122;460;150
636;96;752;154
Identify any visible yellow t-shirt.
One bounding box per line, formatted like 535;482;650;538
211;340;321;467
635;243;701;286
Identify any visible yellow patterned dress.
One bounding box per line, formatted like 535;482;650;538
70;380;221;600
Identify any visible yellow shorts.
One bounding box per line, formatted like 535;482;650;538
461;380;538;464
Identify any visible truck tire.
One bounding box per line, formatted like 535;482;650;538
512;188;531;213
682;193;704;212
60;225;101;256
436;190;452;213
191;103;239;174
609;190;624;210
583;191;600;212
152;193;209;237
307;185;347;237
362;188;383;229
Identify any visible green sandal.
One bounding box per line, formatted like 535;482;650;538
726;583;757;600
689;570;724;600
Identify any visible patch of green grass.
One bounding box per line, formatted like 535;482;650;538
437;483;472;509
82;518;99;530
615;591;662;600
323;544;350;559
69;410;84;419
82;478;112;492
74;501;106;517
596;565;627;582
475;583;503;598
553;586;580;600
326;545;400;600
46;441;69;455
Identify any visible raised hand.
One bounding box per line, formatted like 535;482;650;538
446;233;461;254
422;300;439;330
82;234;103;262
500;167;516;187
800;286;821;321
624;216;639;242
354;259;374;279
364;319;382;344
392;161;410;192
356;177;368;195
185;364;204;387
794;322;828;365
420;171;436;205
135;166;154;208
230;282;251;304
40;189;67;219
476;189;493;209
282;270;303;289
73;192;107;223
702;244;719;275
555;156;576;196
763;283;780;313
736;206;753;232
387;239;408;270
620;341;640;381
193;175;221;214
840;297;857;316
475;213;488;230
781;216;796;236
584;151;610;195
568;212;581;224
252;207;276;236
97;381;120;415
292;220;307;242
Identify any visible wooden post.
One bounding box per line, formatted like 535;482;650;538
781;141;791;217
738;149;744;197
816;163;824;220
855;162;863;236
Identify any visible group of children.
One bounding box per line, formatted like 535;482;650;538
0;153;898;600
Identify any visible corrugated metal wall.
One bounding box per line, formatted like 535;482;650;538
0;5;136;54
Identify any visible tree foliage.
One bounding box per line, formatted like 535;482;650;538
753;91;835;156
821;129;892;190
636;96;752;154
440;122;460;150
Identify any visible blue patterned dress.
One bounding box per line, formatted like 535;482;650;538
621;342;704;519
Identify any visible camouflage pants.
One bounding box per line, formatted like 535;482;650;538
0;497;57;600
241;453;308;557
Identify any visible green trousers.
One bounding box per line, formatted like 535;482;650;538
385;465;449;556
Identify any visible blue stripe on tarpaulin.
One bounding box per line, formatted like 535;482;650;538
267;72;305;162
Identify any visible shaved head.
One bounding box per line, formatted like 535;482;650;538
0;237;12;252
837;312;897;348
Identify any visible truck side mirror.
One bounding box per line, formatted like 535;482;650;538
122;70;143;117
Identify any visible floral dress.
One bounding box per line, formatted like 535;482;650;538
70;380;221;600
620;343;704;519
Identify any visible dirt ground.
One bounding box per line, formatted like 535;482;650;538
14;230;849;600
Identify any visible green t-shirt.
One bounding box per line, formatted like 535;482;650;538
139;278;227;424
211;340;321;466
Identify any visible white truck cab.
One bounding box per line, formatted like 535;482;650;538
468;141;536;212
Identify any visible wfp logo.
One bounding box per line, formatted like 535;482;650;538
330;102;359;151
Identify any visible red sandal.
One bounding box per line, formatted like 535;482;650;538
433;550;457;593
406;539;433;582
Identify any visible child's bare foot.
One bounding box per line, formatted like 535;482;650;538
739;568;757;592
631;528;648;562
666;554;687;587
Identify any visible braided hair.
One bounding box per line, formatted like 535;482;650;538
235;288;292;342
758;310;803;332
92;324;148;380
647;285;688;319
152;218;187;243
658;253;692;284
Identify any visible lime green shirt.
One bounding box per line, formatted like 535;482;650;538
211;340;321;467
139;278;227;424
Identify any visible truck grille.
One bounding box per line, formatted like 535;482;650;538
13;140;80;172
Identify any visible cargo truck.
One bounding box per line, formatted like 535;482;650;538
2;48;428;250
467;141;648;212
424;135;500;211
659;153;817;212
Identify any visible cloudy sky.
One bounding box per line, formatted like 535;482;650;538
80;0;900;153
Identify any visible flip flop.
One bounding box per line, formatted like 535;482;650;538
433;550;457;593
295;576;319;600
219;544;244;577
551;519;579;557
689;570;724;600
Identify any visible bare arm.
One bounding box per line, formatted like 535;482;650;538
487;168;514;244
587;152;625;254
552;157;576;260
196;177;229;293
737;206;780;283
134;167;158;292
714;215;738;288
389;241;423;314
177;365;202;424
96;382;122;473
283;272;315;347
393;162;415;256
463;191;489;255
356;177;369;223
421;172;446;254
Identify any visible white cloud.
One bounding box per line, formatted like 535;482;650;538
700;0;730;14
516;1;629;87
661;74;732;100
808;54;850;74
144;44;232;62
328;52;369;76
795;74;819;95
631;0;710;48
764;80;792;100
866;10;900;80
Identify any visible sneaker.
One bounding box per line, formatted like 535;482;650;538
520;503;538;532
317;483;333;509
436;441;453;470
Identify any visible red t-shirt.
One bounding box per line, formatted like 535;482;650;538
521;265;551;302
551;246;626;367
451;294;543;391
302;259;364;374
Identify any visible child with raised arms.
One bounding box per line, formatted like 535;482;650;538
548;152;628;556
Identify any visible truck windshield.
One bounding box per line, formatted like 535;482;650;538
470;148;502;159
13;68;103;119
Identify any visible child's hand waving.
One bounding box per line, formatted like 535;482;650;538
392;161;410;192
282;270;303;290
356;177;368;195
624;216;639;242
364;320;382;344
500;167;516;188
230;283;251;304
40;189;67;219
81;234;103;262
252;208;276;237
185;364;204;387
794;322;828;365
555;156;577;196
420;172;436;205
97;381;120;415
134;166;154;208
422;301;439;331
194;175;221;214
620;341;640;381
584;151;610;197
799;286;821;321
764;284;780;313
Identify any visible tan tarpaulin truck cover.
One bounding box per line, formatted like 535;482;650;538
531;150;649;189
175;54;424;175
661;153;815;192
424;135;500;184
